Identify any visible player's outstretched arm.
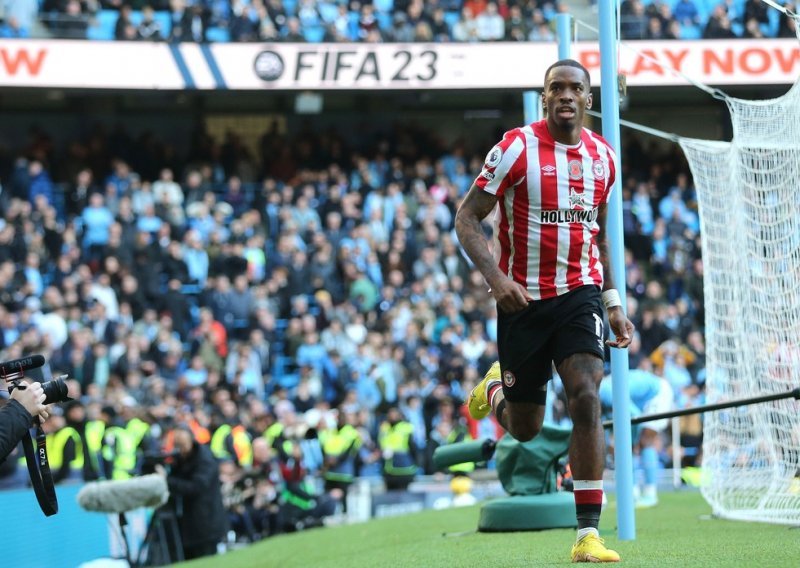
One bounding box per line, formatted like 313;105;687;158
595;203;635;348
455;184;531;313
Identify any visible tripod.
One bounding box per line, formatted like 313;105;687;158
114;501;184;567
136;503;184;567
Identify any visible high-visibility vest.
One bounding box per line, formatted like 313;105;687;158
319;425;361;483
47;427;84;472
102;426;137;480
211;424;253;467
85;420;106;476
264;423;294;456
188;419;211;445
264;423;283;446
126;418;150;450
379;421;417;477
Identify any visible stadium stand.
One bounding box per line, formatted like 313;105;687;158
0;114;707;541
11;0;795;42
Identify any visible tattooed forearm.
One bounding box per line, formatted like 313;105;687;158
455;185;505;287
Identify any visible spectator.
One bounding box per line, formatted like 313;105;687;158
387;12;415;42
114;4;136;40
282;17;306;41
27;161;54;207
475;2;505;40
703;4;738;38
171;0;207;42
231;4;261;41
137;5;163;40
452;6;479;41
622;0;649;38
1;0;38;34
742;16;766;37
743;0;770;26
0;16;28;38
357;4;379;40
673;0;700;27
81;192;114;261
777;1;797;37
429;8;451;41
160;427;227;560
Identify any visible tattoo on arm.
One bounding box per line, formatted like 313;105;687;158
455;185;504;287
596;203;616;291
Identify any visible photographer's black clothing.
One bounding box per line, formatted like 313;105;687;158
0;400;32;463
166;442;227;559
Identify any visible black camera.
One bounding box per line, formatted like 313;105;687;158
1;355;72;405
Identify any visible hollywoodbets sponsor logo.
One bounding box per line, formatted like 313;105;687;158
540;208;599;224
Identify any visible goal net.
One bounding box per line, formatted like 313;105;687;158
678;73;800;524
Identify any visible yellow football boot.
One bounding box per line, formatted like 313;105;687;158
571;533;621;563
467;361;501;420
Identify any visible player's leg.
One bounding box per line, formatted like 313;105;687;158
637;427;660;507
559;353;619;563
468;360;547;441
637;384;672;507
468;302;551;441
552;287;619;563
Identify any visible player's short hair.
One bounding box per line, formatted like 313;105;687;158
544;59;591;87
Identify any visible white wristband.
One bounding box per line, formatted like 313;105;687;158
602;289;622;310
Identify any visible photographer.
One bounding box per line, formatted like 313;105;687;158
0;381;49;464
157;427;227;560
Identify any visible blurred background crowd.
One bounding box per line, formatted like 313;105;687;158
0;0;795;42
0;114;707;541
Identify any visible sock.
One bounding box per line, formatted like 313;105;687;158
486;380;502;405
574;480;603;539
641;446;659;487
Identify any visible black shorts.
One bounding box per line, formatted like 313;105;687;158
496;285;605;404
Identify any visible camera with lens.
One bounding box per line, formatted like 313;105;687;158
141;450;181;474
0;355;71;405
0;354;72;517
8;375;70;405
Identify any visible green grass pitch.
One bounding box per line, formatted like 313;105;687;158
179;491;800;567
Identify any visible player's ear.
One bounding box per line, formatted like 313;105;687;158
586;92;593;109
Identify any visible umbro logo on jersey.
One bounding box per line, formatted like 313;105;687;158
541;165;556;176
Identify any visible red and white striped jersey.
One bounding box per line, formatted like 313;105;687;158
474;119;617;300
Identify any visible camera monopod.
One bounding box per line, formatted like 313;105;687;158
1;355;63;516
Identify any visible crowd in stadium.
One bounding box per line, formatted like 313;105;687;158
0;115;706;541
0;0;795;41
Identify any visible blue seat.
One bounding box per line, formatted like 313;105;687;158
679;23;702;39
374;0;394;12
764;8;779;37
303;24;326;42
154;10;172;37
318;2;339;23
87;9;117;40
444;10;460;30
206;26;231;42
347;11;360;38
376;12;392;31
